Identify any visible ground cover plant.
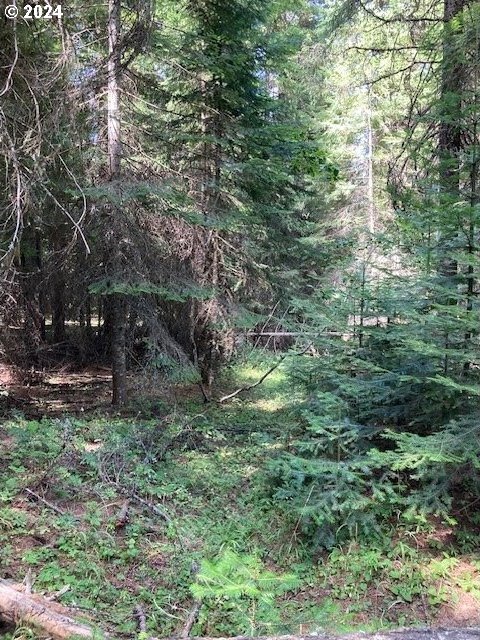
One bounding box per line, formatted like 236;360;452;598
1;357;479;639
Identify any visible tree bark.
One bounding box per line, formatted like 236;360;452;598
111;293;127;406
0;579;94;639
438;0;463;272
107;0;121;180
438;0;464;374
52;274;66;343
439;0;463;185
107;0;127;406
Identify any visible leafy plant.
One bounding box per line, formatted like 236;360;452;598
190;549;300;635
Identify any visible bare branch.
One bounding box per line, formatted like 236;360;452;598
356;0;443;23
0;18;19;97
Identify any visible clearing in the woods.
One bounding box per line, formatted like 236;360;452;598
1;358;480;639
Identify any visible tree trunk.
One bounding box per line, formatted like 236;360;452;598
35;229;46;342
86;295;92;331
52;274;66;343
107;0;127;406
107;0;121;180
20;230;44;355
438;0;464;374
111;293;127;406
463;116;478;371
366;87;375;235
439;0;463;186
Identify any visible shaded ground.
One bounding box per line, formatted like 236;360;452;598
0;363;113;417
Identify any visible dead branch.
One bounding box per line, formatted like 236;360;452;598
134;603;147;633
46;584;71;602
23;569;33;595
180;601;202;638
363;61;440;88
246;332;319;337
115;499;130;529
24;488;67;517
356;0;443;23
114;484;172;524
106;480;191;545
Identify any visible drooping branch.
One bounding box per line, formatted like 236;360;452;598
356;0;443;23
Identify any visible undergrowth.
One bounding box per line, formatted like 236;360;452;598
0;356;479;638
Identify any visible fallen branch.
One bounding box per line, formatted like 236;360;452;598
218;344;313;404
24;488;67;517
115;499;130;529
123;487;172;524
180;600;202;638
23;568;33;595
0;579;95;639
46;584;71;602
134;603;147;633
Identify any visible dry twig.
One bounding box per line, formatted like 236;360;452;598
181;601;202;638
24;488;67;517
134;603;147;633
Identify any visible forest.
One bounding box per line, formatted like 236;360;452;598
0;0;479;638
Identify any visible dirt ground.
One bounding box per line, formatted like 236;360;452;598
0;362;112;417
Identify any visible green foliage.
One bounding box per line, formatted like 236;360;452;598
267;396;399;548
190;549;300;635
2;373;480;636
268;244;480;547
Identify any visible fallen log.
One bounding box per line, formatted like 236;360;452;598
0;579;95;639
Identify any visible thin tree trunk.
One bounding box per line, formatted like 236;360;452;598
111;293;127;406
35;230;46;342
438;0;464;374
107;0;127;406
86;295;92;331
366;88;375;235
108;0;121;180
463;115;478;372
52;275;66;342
438;0;463;263
439;0;463;188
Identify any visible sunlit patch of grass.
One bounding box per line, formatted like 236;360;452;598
252;396;289;412
234;359;289;389
233;357;305;414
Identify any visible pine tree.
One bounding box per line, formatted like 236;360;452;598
269;0;480;547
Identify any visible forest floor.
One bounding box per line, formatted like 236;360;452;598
1;355;480;639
